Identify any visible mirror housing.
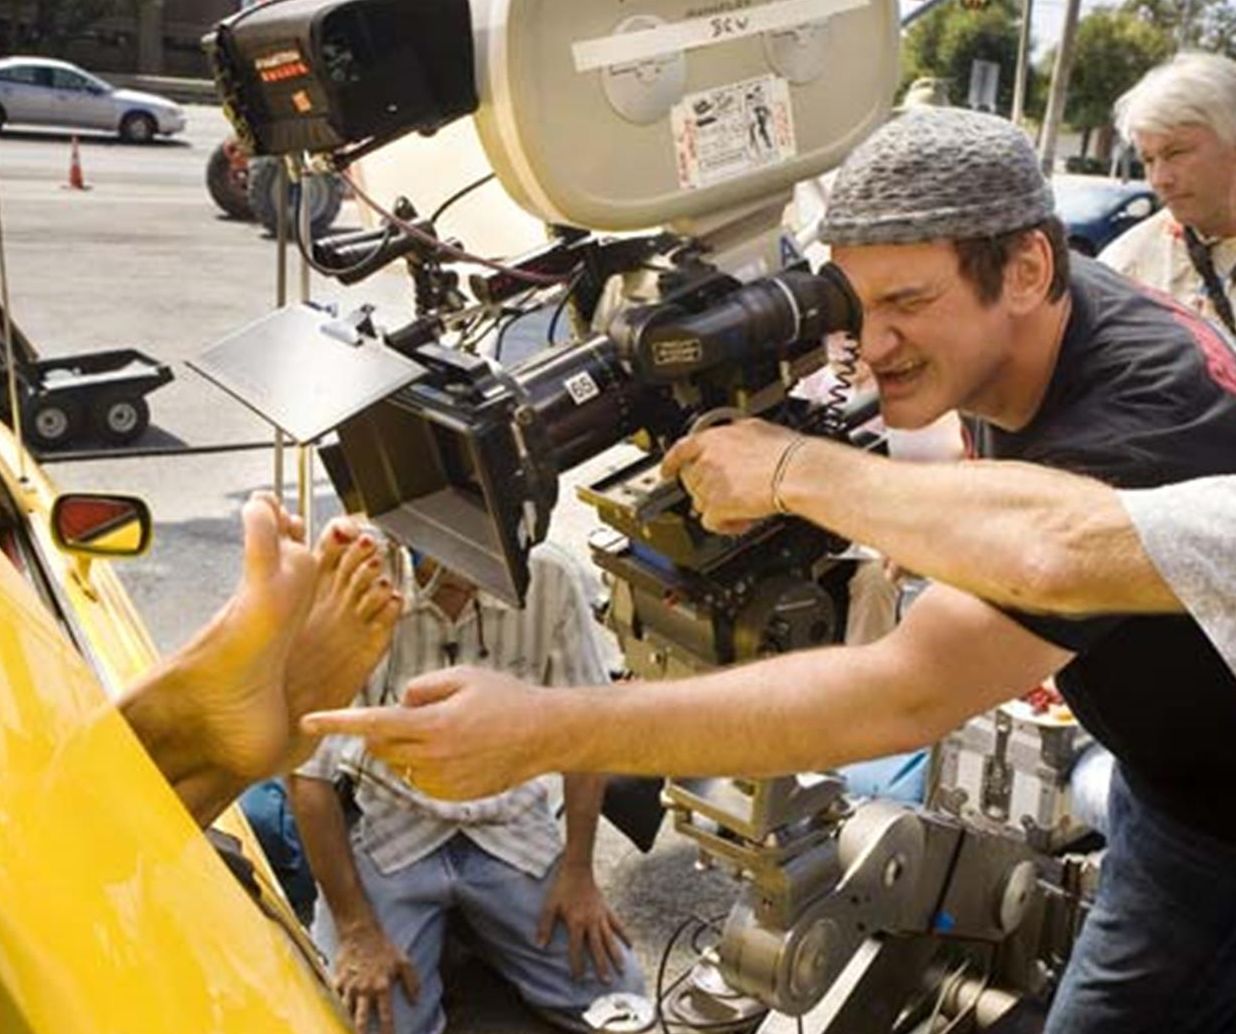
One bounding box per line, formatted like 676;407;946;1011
50;494;152;558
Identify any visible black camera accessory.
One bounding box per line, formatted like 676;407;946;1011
206;0;478;160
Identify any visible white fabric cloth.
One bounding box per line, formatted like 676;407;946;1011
298;541;611;879
1100;207;1236;328
1119;476;1236;676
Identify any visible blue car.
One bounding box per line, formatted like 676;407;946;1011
1053;174;1160;257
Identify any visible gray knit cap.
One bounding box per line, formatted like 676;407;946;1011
820;108;1054;246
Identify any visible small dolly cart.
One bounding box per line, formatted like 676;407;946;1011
0;303;173;451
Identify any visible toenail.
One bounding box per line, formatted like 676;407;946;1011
367;556;382;569
332;527;351;544
359;536;375;550
377;577;391;589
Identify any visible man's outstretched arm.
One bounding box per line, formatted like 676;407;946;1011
663;420;1181;615
303;584;1073;800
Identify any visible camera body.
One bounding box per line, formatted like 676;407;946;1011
330;265;864;605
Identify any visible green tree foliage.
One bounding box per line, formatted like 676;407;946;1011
1066;8;1173;130
900;0;1026;115
1122;0;1236;58
3;0;125;55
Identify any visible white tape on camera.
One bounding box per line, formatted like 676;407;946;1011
571;0;868;73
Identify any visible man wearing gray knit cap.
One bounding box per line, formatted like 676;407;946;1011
821;107;1054;247
306;108;1236;1034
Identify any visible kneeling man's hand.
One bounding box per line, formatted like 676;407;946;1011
333;921;419;1034
538;863;631;984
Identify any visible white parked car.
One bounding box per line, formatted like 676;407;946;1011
0;56;186;142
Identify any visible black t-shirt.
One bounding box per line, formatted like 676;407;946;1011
974;256;1236;843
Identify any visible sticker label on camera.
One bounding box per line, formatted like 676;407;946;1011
253;44;311;83
653;338;703;366
671;74;797;190
564;372;601;405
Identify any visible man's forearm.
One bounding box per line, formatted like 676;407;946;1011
542;608;1046;780
782;439;1181;614
561;773;606;869
543;650;938;780
287;774;380;934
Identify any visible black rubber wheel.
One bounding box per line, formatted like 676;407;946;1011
0;104;6;132
91;393;150;445
119;111;157;144
206;141;254;220
247;156;344;239
23;396;81;451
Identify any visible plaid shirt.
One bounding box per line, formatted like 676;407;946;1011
298;542;610;878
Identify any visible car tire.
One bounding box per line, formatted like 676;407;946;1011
0;104;6;133
23;397;81;451
119;111;157;144
247;156;344;240
91;393;150;446
206;141;254;220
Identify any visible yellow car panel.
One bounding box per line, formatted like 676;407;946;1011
0;427;351;1034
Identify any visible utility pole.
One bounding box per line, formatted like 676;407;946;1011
1038;0;1082;173
1011;0;1034;125
137;0;164;74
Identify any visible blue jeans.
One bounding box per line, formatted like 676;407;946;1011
315;835;646;1034
239;778;317;925
1045;766;1236;1034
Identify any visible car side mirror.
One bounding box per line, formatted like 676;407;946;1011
51;493;152;557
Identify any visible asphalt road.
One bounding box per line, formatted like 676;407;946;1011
0;106;738;1031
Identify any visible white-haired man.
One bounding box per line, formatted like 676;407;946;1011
1101;52;1236;334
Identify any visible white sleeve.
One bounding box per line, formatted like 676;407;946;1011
1119;476;1236;674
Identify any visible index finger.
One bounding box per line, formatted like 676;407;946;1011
661;435;703;480
300;704;416;741
378;990;395;1034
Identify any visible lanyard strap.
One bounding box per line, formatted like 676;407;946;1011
1183;226;1236;335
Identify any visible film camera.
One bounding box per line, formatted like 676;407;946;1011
197;3;1092;1030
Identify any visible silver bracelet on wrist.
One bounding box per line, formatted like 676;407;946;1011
771;435;809;515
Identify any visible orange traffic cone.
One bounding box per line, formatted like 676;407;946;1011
65;136;89;191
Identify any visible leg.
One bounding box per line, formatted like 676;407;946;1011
1045;767;1236;1034
119;492;316;822
315;845;453;1034
239;778;317;925
450;839;646;1032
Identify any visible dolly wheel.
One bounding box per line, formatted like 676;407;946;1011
92;394;150;446
23;397;80;450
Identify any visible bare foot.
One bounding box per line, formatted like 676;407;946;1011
120;493;316;815
282;518;403;767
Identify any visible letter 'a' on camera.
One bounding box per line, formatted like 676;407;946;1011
204;0;478;159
